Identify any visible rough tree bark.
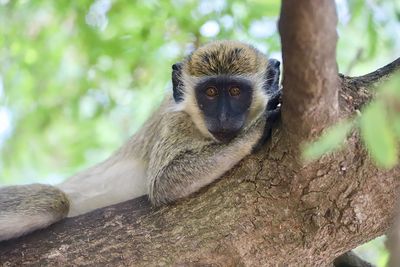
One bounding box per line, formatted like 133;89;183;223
1;0;400;266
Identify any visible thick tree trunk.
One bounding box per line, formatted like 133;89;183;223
1;0;400;265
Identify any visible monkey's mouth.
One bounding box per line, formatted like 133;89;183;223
209;130;239;143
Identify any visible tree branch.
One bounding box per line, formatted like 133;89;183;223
1;59;399;266
341;57;400;92
279;0;339;142
339;57;400;113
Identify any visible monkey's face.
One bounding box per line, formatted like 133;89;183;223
173;41;276;143
195;75;253;143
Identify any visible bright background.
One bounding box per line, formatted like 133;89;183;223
0;0;399;265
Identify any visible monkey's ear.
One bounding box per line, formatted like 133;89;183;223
172;62;184;103
264;59;281;94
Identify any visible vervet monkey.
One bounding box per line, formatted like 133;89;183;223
0;40;281;241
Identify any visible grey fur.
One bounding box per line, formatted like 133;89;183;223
0;184;69;240
146;106;266;205
0;184;69;214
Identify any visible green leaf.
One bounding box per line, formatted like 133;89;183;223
302;120;354;162
381;73;400;97
360;102;398;168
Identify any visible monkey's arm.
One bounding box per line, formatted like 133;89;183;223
147;113;267;206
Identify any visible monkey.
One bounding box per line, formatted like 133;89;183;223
0;40;281;242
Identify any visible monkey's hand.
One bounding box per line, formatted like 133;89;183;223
252;89;282;153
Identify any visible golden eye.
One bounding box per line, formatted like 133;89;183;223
229;87;241;96
205;87;218;97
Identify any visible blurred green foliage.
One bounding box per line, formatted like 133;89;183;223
1;0;285;185
360;76;400;168
303;120;354;162
0;0;399;265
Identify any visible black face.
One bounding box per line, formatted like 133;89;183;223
195;76;253;143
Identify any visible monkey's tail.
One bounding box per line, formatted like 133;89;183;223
0;184;69;242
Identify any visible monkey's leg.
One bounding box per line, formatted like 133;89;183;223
0;184;69;241
0;153;147;241
147;115;267;206
253;86;282;152
58;153;147;217
265;58;281;95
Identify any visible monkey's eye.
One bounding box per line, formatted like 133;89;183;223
229;87;241;97
205;87;218;97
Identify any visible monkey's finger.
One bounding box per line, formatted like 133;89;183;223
266;90;282;111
